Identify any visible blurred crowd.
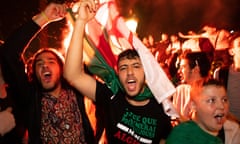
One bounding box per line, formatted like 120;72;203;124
142;24;235;73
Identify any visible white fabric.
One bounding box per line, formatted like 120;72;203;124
173;84;192;121
94;1;178;117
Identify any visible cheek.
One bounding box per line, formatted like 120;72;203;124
196;109;211;121
118;71;126;82
196;103;213;115
185;69;192;77
53;65;61;74
35;66;42;79
224;103;230;112
138;71;145;81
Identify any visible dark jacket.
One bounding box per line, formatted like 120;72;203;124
0;20;95;144
0;92;26;144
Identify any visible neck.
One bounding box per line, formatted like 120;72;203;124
188;76;204;85
126;97;150;106
45;84;62;98
193;119;219;136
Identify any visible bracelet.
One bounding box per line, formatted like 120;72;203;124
41;11;49;22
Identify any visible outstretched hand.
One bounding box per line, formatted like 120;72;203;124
43;2;67;22
0;107;16;136
76;0;98;23
33;2;67;27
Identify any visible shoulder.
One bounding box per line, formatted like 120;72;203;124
96;81;112;94
176;84;191;91
95;81;115;104
166;121;195;143
173;121;195;130
174;84;191;100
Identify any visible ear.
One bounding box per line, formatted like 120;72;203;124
193;65;200;73
228;48;234;56
190;100;197;113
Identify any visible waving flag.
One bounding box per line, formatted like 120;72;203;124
67;0;178;117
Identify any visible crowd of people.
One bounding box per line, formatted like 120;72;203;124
142;25;240;120
0;0;240;143
142;25;233;68
141;23;240;143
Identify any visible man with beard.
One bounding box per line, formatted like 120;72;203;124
64;0;172;143
0;2;95;143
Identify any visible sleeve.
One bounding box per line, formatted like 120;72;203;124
0;20;41;102
172;84;192;121
0;20;40;84
95;81;113;108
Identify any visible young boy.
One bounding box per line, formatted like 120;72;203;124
167;79;229;144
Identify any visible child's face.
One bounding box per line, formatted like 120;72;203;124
192;85;229;135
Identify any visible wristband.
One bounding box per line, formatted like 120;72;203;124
41;11;49;22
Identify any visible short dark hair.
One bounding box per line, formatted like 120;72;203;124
190;78;226;100
202;78;225;88
117;49;139;65
181;52;211;77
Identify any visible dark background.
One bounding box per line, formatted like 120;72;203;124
0;0;240;42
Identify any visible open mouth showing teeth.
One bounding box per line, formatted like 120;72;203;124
214;114;225;124
44;72;51;76
214;114;223;118
128;80;136;83
127;79;136;91
43;72;52;80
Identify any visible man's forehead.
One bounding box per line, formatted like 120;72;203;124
118;57;141;66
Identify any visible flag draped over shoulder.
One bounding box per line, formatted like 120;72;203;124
67;0;178;117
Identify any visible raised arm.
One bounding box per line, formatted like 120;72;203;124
0;2;66;103
33;2;67;28
64;0;98;101
1;2;66;67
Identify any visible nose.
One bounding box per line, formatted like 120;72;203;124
127;67;133;75
216;100;225;110
42;62;48;69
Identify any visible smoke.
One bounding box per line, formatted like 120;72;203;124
117;0;240;39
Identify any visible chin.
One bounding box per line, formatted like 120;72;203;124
42;85;56;92
127;93;137;97
129;89;140;95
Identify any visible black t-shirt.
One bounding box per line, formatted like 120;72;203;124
96;81;172;144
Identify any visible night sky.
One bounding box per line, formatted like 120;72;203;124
1;0;240;42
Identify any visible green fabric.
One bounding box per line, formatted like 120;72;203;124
166;121;223;144
133;85;153;101
85;35;153;101
67;9;153;101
